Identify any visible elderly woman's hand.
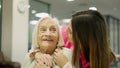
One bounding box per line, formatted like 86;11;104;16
33;59;51;68
54;49;68;67
35;52;54;67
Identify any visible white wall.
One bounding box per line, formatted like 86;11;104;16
2;0;29;64
2;0;13;61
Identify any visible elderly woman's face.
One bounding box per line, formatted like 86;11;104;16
37;18;59;54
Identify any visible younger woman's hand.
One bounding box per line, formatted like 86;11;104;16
54;49;68;67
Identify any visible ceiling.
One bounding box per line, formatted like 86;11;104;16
39;0;120;20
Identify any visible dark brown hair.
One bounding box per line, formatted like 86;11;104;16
71;10;117;68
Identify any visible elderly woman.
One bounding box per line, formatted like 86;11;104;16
22;14;72;68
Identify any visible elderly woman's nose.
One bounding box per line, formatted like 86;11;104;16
45;30;51;35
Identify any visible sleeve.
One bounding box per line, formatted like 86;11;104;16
63;62;72;68
62;48;72;62
62;48;73;68
22;53;35;68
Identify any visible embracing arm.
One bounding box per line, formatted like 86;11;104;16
54;48;73;68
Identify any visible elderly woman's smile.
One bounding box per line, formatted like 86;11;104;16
42;38;54;44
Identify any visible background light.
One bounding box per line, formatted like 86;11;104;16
89;7;97;11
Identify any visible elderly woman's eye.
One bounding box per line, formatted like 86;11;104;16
50;27;56;32
40;28;46;32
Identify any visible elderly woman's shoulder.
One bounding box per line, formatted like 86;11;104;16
62;47;72;52
22;53;35;68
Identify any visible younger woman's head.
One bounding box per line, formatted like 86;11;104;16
67;10;111;68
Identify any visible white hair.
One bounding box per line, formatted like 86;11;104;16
30;14;64;51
